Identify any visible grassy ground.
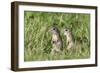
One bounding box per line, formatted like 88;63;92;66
24;11;90;61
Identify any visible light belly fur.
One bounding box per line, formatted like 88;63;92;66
52;34;59;41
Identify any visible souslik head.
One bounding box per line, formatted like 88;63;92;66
49;26;60;34
63;28;71;36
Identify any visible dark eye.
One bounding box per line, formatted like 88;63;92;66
65;29;68;31
53;28;55;30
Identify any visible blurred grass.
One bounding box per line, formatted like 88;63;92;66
24;11;90;61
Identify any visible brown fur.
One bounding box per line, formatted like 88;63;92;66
49;26;63;54
63;28;74;50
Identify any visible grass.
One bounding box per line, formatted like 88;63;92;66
24;11;90;61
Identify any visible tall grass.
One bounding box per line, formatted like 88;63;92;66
24;11;90;61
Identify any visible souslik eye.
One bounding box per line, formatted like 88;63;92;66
53;28;55;30
65;29;68;31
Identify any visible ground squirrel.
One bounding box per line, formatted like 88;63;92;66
63;28;74;50
49;26;63;54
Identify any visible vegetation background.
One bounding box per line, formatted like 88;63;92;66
24;11;90;61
